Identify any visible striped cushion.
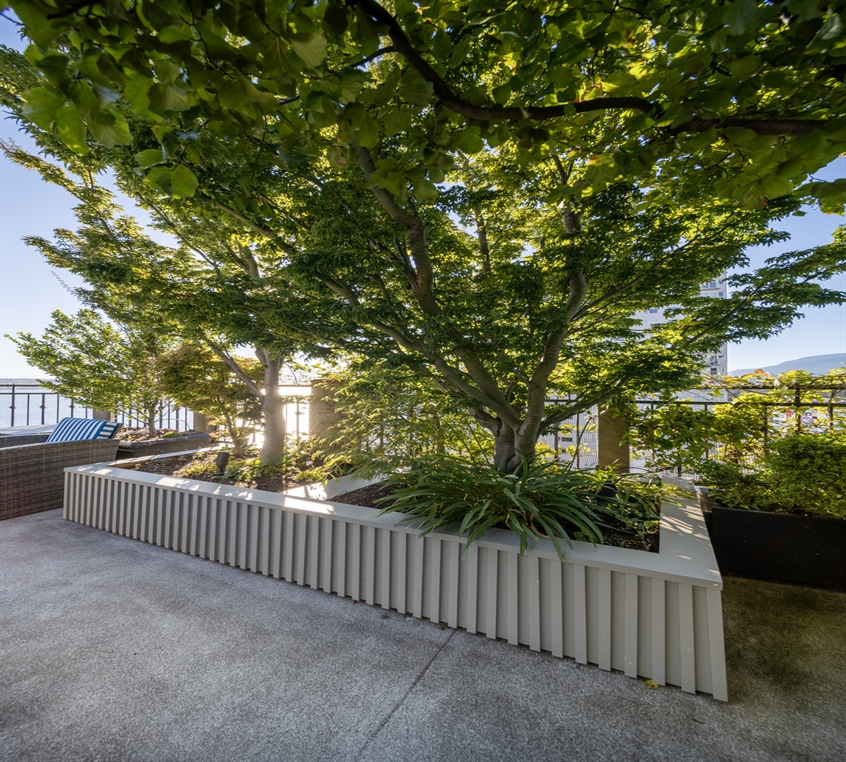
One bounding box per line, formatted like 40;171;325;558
46;418;120;443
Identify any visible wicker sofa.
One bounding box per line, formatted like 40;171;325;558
0;432;121;521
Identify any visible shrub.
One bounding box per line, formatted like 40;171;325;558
699;434;846;518
376;457;659;560
765;434;846;518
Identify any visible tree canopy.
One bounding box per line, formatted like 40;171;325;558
6;0;846;209
2;0;845;470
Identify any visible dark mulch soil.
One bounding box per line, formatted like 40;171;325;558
117;451;293;493
334;481;660;553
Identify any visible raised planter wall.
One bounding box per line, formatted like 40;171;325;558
63;465;727;701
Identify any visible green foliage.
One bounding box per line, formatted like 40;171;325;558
698;460;776;512
7;308;173;429
377;457;659;559
6;0;846;209
156;344;263;456
313;360;492;478
3;2;845;472
763;434;846;518
699;432;846;519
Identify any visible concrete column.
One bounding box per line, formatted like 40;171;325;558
597;407;631;473
309;379;340;439
192;412;210;433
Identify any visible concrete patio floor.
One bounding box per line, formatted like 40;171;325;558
1;509;844;762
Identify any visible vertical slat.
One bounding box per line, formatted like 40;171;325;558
350;523;361;601
336;521;347;597
258;505;274;576
574;564;587;664
447;541;459;628
485;550;498;639
380;528;391;609
185;493;194;551
238;501;249;569
429;538;441;624
308;515;320;588
598;568;611;670
164;490;174;549
249;504;260;571
296;514;307;585
506;552;519;646
208;499;220;562
228;501;239;566
284;511;294;581
395;533;407;614
528;555;541;652
412;535;424;618
321;517;333;591
707;588;729;702
270;510;282;578
651;578;666;686
197;497;209;559
550;560;564;659
364;525;375;605
679;583;696;693
465;543;478;635
624;573;639;678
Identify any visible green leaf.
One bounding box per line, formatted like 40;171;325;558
353;110;380;149
135;148;166;167
383;108;411;137
413;178;439;203
291;34;328;68
54;104;88;155
399;69;433;106
726;55;762;80
88;113;132;146
261;35;297;75
144;166;172;194
170;164;199;198
21;87;66;130
124;76;153;114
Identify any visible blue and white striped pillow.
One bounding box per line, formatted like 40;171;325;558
46;418;120;443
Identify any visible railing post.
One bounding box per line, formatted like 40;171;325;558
597;406;631;473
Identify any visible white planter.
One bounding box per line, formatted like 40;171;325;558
63;466;727;700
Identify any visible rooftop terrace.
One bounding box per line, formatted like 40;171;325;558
2;508;844;761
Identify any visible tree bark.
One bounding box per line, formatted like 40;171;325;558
146;405;157;437
259;355;287;463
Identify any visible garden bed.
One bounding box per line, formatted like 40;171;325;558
62;461;727;700
699;494;846;591
115;431;213;459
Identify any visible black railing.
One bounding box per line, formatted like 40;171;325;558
0;384;193;432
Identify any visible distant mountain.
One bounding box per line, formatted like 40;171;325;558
730;353;846;376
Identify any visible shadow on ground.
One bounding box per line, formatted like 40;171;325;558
1;510;844;761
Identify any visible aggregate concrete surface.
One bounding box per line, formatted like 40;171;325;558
1;509;844;762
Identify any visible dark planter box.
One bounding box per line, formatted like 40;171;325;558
700;496;846;591
116;432;213;459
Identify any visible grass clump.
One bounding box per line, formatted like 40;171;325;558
377;456;660;560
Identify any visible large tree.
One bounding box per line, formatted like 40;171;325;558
2;1;844;470
8;308;173;433
0;143;309;461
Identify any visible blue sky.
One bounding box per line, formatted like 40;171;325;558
0;19;844;378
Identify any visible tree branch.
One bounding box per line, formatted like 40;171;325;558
354;144;439;315
355;0;825;137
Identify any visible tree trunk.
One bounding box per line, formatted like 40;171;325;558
492;423;541;473
146;405;158;437
260;358;287;463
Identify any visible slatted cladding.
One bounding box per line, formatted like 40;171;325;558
63;467;728;700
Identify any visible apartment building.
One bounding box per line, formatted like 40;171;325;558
633;276;729;377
